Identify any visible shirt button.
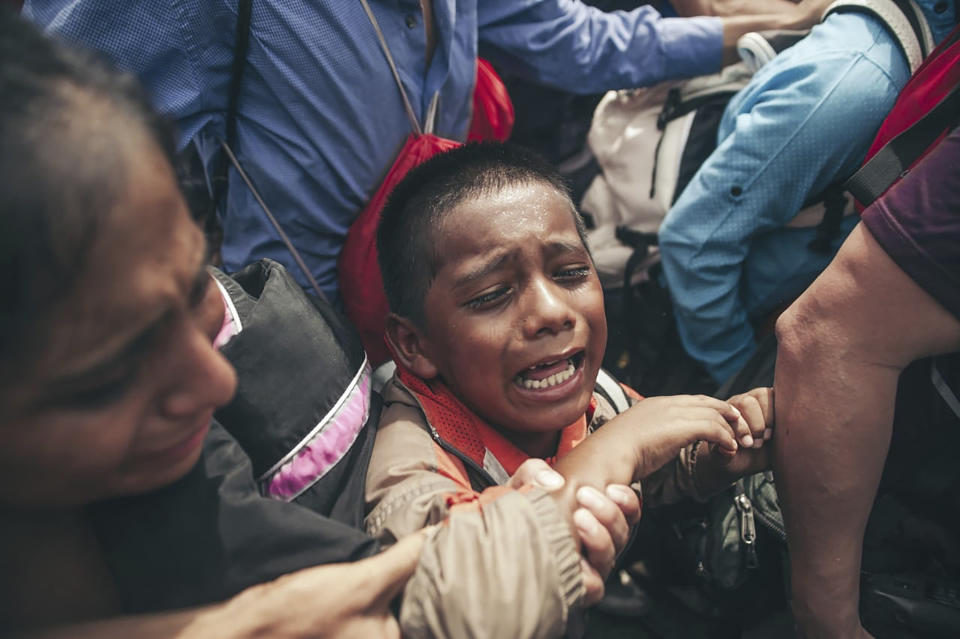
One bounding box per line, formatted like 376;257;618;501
405;13;417;28
934;1;948;13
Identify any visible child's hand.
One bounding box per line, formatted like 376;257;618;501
621;394;743;478
706;387;775;478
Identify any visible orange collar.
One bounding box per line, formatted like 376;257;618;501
396;365;591;476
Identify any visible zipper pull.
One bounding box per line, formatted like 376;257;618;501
734;493;759;569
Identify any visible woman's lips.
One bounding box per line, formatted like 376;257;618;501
137;414;212;467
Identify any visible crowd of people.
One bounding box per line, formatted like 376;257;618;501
1;1;958;638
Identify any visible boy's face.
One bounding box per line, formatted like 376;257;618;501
413;181;607;445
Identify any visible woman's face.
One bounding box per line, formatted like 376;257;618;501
0;143;237;509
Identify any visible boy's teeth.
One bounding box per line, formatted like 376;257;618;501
516;361;576;389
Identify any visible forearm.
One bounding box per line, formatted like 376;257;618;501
672;0;807;18
12;604;245;639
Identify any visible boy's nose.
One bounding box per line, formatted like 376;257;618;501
523;278;576;338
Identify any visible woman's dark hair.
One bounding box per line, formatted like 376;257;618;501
0;12;177;375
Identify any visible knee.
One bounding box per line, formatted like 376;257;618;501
775;293;836;374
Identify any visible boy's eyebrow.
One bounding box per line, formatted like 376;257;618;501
451;252;513;290
544;240;590;257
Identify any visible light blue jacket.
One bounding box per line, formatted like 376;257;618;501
659;2;957;382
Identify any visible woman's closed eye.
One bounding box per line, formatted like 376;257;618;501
63;374;137;409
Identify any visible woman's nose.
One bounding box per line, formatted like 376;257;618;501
161;326;238;418
523;278;575;338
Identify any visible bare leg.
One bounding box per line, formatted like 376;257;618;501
774;224;960;638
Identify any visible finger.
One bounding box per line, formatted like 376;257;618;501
580;558;606;606
363;527;432;608
690;394;743;423
507;458;565;492
730;394;766;448
605;484;642;528
698;413;738;453
577;485;630;553
574;507;617;580
727;403;754;448
752;387;775;429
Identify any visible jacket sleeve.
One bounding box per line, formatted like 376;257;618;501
366;403;584;639
641;441;706;506
477;0;721;93
658;16;908;382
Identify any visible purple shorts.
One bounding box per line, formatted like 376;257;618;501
861;127;960;321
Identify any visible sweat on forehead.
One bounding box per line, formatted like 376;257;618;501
377;142;584;325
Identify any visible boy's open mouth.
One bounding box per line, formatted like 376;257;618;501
513;351;585;390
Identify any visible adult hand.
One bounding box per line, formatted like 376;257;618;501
508;459;641;604
201;529;430;639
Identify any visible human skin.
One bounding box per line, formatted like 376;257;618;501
774;223;960;639
388;181;774;593
671;0;839;64
0;129;637;635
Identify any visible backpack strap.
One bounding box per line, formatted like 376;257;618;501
358;0;424;135
823;0;934;73
931;358;960;421
209;0;254;217
787;0;936;245
594;368;631;415
844;82;960;206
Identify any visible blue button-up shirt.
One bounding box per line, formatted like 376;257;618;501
658;3;957;383
24;0;722;299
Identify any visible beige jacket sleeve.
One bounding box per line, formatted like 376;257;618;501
366;399;584;639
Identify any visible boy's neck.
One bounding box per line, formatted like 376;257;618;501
500;428;562;459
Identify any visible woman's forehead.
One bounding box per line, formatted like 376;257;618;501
30;150;202;382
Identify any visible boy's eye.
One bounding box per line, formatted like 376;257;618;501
465;286;511;310
554;265;591;281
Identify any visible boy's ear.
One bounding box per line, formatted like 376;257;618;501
385;313;439;379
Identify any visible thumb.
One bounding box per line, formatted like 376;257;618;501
363;526;433;609
507;458;565;492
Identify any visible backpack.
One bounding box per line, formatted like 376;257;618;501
846;20;960;208
581;0;936;290
89;259;382;613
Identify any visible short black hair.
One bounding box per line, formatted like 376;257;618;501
0;11;177;380
377;142;587;327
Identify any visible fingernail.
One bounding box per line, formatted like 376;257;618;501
573;508;598;534
764;429;773;441
605;484;634;506
577;485;606;511
741;434;754;447
534;468;565;491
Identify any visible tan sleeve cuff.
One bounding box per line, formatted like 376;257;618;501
399;488;583;639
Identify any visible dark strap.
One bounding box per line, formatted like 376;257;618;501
807;185;849;254
209;0;254;215
845;81;960;207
